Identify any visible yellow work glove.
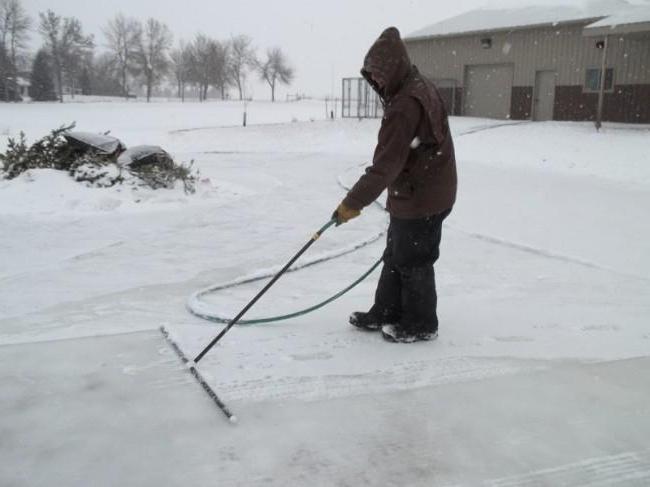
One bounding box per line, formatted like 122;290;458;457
332;202;361;226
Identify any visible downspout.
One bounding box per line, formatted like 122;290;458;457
595;35;609;131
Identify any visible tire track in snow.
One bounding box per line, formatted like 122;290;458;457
468;449;650;487
211;356;546;403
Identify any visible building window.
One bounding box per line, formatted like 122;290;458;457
585;68;614;92
480;38;492;49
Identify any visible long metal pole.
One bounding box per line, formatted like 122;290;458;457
596;35;609;131
193;219;336;364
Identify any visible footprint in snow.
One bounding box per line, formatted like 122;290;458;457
288;351;334;361
493;336;535;343
582;325;621;332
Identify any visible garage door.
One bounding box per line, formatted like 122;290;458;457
463;64;514;119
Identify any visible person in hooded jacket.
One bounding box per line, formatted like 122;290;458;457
333;27;457;343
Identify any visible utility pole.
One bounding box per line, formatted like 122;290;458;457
595;35;609;131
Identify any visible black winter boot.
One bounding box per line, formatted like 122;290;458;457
381;324;438;343
349;309;397;331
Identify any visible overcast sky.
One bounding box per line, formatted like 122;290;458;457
21;0;650;99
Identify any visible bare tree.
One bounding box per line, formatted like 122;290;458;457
209;39;229;100
185;35;230;102
38;10;93;102
103;13;141;99
0;0;31;101
64;40;95;99
92;51;123;96
170;40;191;101
0;45;9;99
0;1;12;100
258;47;294;102
136;17;172;102
187;33;211;101
77;49;95;95
229;34;256;100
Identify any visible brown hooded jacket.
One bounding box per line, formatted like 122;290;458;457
342;27;457;219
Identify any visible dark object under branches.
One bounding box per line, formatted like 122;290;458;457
0;125;197;194
120;146;196;193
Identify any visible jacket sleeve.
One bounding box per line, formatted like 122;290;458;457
342;97;421;210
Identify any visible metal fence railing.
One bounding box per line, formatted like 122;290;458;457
341;77;383;119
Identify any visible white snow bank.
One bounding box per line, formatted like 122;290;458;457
3;117;648;218
0;169;242;216
454;121;650;188
0;99;328;152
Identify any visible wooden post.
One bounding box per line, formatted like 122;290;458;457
596;35;609;131
341;78;345;118
243;100;248;127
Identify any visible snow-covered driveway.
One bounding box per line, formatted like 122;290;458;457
1;101;649;485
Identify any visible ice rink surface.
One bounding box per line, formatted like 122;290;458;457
1;100;649;485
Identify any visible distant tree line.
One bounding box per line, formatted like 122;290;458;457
0;1;294;103
0;0;31;101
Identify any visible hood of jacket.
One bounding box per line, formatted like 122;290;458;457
361;27;412;101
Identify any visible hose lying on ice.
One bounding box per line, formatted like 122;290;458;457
186;164;386;324
186;121;530;324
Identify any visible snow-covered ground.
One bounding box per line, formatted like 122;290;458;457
1;100;649;486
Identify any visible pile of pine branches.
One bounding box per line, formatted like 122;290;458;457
0;124;77;178
0;124;197;194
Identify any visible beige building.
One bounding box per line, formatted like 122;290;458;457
403;3;650;123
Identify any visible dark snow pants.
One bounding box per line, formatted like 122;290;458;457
370;209;451;334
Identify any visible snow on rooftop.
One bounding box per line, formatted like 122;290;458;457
405;0;640;39
585;5;650;28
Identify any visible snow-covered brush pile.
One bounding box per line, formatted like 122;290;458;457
115;146;197;194
0;124;78;178
0;124;198;194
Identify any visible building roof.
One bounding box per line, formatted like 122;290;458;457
583;5;650;35
405;1;649;40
